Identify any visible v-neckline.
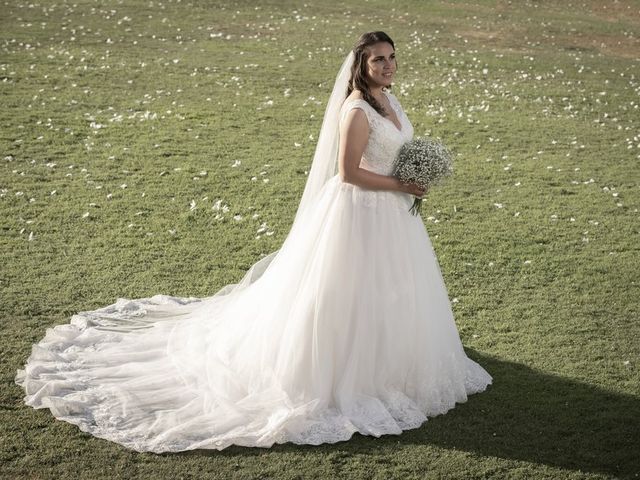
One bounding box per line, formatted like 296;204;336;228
380;91;403;133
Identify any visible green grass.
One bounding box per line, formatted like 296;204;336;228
2;0;639;478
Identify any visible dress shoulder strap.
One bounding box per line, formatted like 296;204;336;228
340;98;372;125
384;90;401;111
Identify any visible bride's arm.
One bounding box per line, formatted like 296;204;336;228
338;108;424;196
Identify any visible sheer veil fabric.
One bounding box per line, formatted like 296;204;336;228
14;51;492;453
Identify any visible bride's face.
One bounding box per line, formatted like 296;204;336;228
365;42;396;89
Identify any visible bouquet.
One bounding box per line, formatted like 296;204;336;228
392;137;454;215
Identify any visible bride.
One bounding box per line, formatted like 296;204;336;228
15;31;492;453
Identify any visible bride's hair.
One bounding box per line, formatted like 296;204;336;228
347;31;396;117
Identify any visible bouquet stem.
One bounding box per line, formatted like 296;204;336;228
409;197;422;216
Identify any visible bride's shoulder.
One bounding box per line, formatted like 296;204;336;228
341;91;371;120
345;89;364;101
343;90;368;107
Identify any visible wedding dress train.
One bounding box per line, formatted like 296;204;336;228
15;85;492;453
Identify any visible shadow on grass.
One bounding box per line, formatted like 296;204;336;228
191;351;639;478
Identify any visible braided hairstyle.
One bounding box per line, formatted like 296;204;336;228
347;31;396;117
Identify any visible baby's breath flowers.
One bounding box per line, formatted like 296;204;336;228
392;137;454;215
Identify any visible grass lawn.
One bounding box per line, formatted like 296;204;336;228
1;0;639;478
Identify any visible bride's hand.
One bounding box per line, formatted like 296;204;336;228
398;180;427;197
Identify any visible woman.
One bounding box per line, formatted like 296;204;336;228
15;32;492;453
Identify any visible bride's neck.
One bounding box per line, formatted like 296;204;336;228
368;86;386;102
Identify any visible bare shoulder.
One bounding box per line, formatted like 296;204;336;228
345;89;365;103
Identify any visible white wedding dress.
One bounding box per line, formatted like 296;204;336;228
15;89;492;453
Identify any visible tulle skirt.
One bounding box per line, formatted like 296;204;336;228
15;174;492;453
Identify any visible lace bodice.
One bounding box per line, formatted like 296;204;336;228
339;91;414;176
